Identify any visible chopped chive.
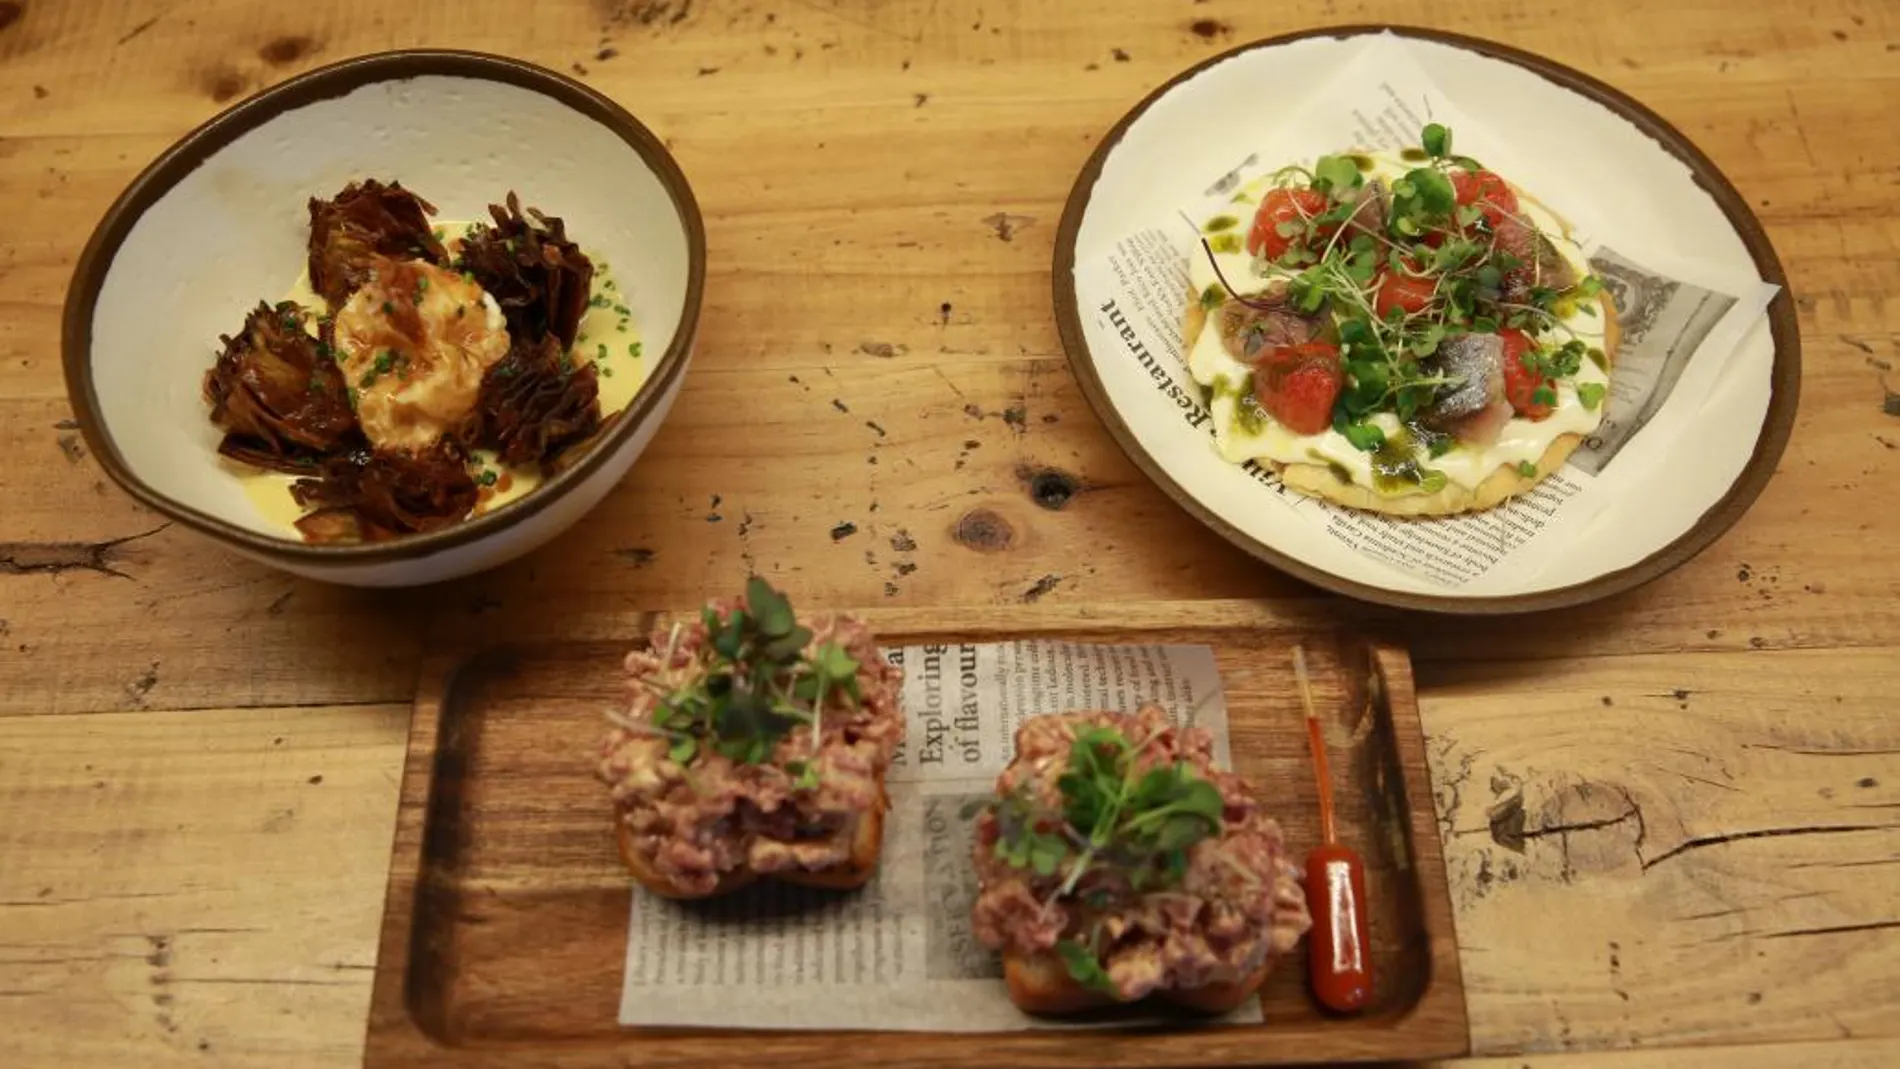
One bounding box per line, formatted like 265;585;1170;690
596;343;608;362
612;303;631;316
382;301;395;316
600;365;614;377
628;342;641;358
479;470;498;487
604;278;616;291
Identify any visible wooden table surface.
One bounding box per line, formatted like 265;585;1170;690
2;1;1896;1066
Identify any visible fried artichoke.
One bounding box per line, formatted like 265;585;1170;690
307;179;449;308
203;301;359;474
289;440;479;544
456;192;594;351
460;334;603;467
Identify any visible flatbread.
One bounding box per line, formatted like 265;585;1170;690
1182;288;1621;518
1279;429;1585;515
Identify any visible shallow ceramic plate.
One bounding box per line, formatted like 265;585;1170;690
63;50;704;587
1053;26;1799;614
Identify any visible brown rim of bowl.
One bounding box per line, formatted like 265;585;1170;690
1053;24;1800;616
61;48;706;564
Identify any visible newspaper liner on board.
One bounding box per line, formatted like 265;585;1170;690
615;640;1259;1032
1078;35;1779;593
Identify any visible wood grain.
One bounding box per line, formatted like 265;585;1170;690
1;0;1897;1066
1;645;1896;1068
1420;647;1900;1054
0;703;407;1068
6;328;1896;713
1429;1039;1900;1069
367;606;1465;1066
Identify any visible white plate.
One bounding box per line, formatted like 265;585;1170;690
1053;27;1799;614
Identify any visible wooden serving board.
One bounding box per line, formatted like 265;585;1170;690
365;603;1466;1067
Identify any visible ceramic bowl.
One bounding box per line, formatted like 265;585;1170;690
62;49;704;587
1053;26;1798;614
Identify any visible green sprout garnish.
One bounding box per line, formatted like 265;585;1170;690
1201;123;1611;452
627;578;861;785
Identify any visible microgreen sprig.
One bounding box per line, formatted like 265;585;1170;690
632;577;861;789
1202;122;1612;452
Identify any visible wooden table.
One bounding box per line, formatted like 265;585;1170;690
2;1;1895;1066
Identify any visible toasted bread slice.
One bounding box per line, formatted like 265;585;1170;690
1003;951;1119;1016
617;822;760;899
776;802;885;891
1002;949;1269;1017
1155;964;1271;1014
616;786;889;898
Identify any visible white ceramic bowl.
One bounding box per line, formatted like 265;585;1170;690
1053;27;1799;614
63;50;704;587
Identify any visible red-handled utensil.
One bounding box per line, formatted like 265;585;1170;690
1292;645;1373;1014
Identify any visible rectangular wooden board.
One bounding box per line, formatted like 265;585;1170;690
365;603;1467;1067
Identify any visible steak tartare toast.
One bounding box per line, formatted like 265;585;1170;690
595;579;906;899
970;705;1312;1015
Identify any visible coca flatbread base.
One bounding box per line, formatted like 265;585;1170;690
1182;289;1621;518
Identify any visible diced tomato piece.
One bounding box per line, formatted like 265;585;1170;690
1451;168;1520;231
1254;342;1342;435
1247;188;1331;262
1498;329;1553;420
1373;270;1436;319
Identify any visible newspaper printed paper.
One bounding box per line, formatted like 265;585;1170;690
616;641;1248;1032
